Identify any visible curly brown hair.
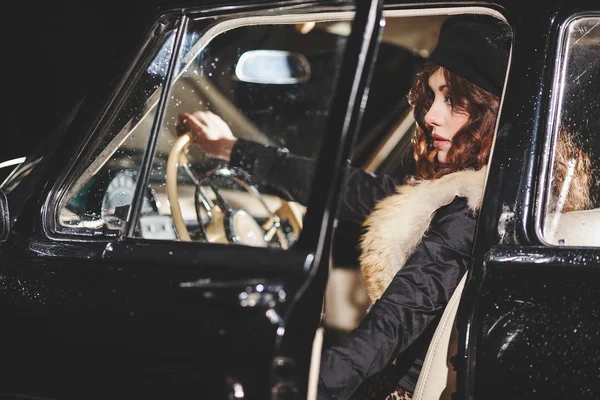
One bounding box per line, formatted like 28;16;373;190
549;127;596;213
408;61;500;179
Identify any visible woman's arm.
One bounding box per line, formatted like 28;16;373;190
231;139;402;214
229;138;316;205
179;111;403;220
318;198;477;400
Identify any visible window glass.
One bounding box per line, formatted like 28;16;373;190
542;15;600;246
55;25;178;234
54;12;355;247
134;16;353;249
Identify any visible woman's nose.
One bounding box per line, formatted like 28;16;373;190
425;103;441;127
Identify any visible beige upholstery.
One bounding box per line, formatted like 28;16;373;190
307;327;324;400
544;208;600;246
323;268;370;331
412;274;467;400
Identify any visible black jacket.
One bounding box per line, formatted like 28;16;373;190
230;139;477;399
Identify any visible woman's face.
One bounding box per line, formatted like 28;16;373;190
424;68;470;163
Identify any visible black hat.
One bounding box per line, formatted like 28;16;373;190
428;15;512;96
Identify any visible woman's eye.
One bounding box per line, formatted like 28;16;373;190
444;95;454;105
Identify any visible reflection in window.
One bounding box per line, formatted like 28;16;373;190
542;15;600;246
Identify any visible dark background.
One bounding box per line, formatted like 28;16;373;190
5;1;170;163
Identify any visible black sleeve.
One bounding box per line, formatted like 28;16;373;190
337;167;401;225
230;138;315;205
230;139;401;223
317;198;477;400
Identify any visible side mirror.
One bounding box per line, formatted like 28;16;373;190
0;190;9;243
235;50;311;84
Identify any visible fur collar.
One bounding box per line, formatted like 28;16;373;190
359;168;486;304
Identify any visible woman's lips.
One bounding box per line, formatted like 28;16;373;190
432;134;449;149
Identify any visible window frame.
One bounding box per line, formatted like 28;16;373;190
534;11;600;247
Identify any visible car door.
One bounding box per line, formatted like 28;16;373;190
458;3;600;400
0;1;383;399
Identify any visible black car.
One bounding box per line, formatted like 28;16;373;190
2;0;600;399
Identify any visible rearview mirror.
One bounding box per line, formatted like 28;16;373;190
235;50;311;84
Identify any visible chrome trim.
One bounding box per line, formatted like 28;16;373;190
226;376;245;400
0;157;26;169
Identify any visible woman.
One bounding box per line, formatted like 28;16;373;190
316;16;509;399
178;15;512;400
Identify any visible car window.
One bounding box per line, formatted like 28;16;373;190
541;14;600;246
139;16;355;248
52;10;356;249
55;24;177;235
52;7;511;254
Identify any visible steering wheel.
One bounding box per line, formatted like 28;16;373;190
166;132;302;249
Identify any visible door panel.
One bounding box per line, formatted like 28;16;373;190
470;257;600;399
461;9;600;400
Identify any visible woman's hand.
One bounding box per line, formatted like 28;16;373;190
177;111;238;161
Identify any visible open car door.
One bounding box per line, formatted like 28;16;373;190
457;9;600;400
0;0;383;399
